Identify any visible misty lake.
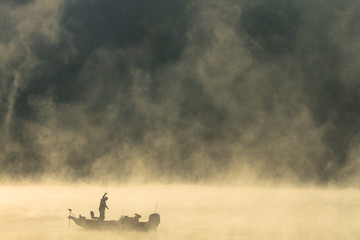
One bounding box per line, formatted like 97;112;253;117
1;184;359;240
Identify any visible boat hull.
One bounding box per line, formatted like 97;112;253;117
69;213;160;232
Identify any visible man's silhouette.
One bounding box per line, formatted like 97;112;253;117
99;193;109;220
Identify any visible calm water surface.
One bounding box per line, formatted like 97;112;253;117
1;184;359;240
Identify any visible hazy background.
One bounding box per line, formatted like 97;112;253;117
3;2;360;239
1;0;360;186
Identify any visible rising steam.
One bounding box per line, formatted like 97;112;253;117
1;0;360;185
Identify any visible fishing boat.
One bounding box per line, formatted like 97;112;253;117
68;211;160;232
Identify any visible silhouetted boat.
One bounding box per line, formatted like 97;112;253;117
68;212;160;232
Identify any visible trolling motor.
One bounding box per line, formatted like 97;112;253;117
68;209;72;229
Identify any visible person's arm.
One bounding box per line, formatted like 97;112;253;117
106;203;109;209
102;192;107;198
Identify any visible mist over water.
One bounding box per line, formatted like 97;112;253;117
1;0;360;239
1;184;360;240
1;0;360;184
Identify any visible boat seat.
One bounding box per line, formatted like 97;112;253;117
90;211;99;220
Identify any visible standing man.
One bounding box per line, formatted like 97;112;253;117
99;193;109;220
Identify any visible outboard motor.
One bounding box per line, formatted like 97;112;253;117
148;213;160;230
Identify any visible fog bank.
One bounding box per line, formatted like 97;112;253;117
1;0;360;185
